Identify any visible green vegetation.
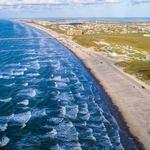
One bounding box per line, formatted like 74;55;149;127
73;33;150;53
116;61;150;84
49;27;66;34
132;53;146;59
97;33;150;53
74;33;150;84
73;35;98;48
112;49;125;54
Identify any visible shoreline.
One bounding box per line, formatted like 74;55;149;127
25;22;150;150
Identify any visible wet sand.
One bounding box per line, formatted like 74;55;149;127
25;22;150;150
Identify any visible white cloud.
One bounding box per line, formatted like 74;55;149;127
0;0;149;7
0;0;121;6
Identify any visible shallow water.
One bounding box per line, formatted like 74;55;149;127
0;20;139;150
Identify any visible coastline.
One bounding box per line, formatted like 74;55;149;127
25;22;150;150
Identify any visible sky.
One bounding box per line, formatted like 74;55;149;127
0;0;150;18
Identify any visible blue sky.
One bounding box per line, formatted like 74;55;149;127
0;0;150;18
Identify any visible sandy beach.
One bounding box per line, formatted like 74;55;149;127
26;22;150;150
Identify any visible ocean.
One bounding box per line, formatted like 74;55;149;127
0;20;140;150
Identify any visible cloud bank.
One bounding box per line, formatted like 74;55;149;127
0;0;149;10
0;0;149;6
0;0;120;6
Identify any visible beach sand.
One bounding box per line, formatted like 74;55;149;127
25;22;150;150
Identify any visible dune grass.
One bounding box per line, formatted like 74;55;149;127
73;35;98;48
73;33;150;83
73;33;150;53
49;27;66;34
116;61;150;84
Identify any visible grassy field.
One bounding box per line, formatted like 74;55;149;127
73;33;150;84
73;35;98;49
73;33;150;53
116;61;150;84
49;27;66;34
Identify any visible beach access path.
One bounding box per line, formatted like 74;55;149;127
26;22;150;150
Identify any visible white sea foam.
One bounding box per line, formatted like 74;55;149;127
58;92;74;104
79;113;90;121
89;122;106;134
52;76;61;81
13;71;24;76
48;117;63;124
91;100;104;114
79;103;88;114
59;106;66;117
101;134;113;148
21;123;27;128
5;83;15;87
84;135;96;142
67;121;74;128
0;75;3;79
75;121;87;127
0;97;12;103
30;61;40;70
52;61;60;70
75;93;81;98
28;89;36;97
90;115;103;123
18;99;29;106
78;85;84;91
86;128;93;133
114;144;124;150
56;82;67;89
29;78;43;84
22;64;30;68
0;114;14;122
5;63;20;67
66;105;79;119
13;111;31;125
23;56;38;61
62;77;70;83
57;121;74;133
31;108;47;118
0;123;8;131
0;136;10;147
18;88;37;97
22;83;28;87
57;121;79;144
49;128;57;138
111;134;122;146
74;79;81;85
25;52;36;55
27;49;35;53
102;115;110;124
16;68;27;72
73;143;82;150
27;73;40;77
0;75;14;80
